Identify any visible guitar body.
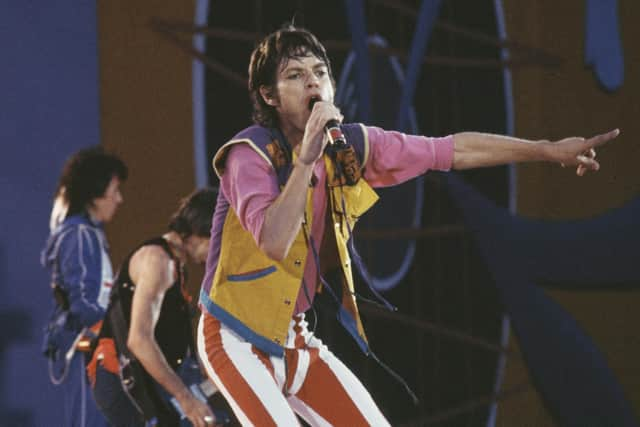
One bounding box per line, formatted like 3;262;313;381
120;354;232;426
119;354;180;426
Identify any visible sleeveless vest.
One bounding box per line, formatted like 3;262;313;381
199;124;380;357
100;237;192;369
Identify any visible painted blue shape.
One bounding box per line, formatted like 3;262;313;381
445;172;638;426
336;35;422;291
193;0;211;188
585;0;624;91
396;0;443;131
343;0;371;123
487;0;516;424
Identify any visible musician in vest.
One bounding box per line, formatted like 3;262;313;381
197;25;619;426
88;189;222;427
41;147;127;427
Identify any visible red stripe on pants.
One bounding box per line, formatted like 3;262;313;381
293;347;371;426
202;313;277;426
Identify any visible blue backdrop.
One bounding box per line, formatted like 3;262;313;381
0;2;101;425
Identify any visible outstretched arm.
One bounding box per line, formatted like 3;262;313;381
127;246;215;427
452;129;619;175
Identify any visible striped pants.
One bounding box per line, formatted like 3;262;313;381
197;311;390;426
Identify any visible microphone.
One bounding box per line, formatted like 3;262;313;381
308;97;346;147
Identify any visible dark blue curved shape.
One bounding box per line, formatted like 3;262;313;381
585;0;624;91
487;0;516;424
335;35;423;291
463;188;640;286
444;172;638;427
343;0;370;123
395;0;443;131
516;201;639;285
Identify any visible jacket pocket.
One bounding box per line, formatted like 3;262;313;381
330;181;379;219
227;265;277;282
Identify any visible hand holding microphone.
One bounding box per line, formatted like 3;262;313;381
307;97;358;185
308;97;346;147
298;97;344;165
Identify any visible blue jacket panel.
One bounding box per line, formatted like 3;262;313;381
42;214;112;330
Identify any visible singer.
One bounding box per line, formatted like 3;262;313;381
196;25;618;426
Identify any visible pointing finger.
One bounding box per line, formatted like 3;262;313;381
586;128;620;149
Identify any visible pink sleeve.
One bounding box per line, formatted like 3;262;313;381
220;143;279;245
363;126;454;187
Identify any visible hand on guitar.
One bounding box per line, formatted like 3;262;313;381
177;391;217;427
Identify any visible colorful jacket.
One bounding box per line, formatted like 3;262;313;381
200;124;379;357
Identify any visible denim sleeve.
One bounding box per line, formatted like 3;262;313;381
57;225;105;327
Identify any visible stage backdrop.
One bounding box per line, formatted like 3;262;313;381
0;2;102;426
0;1;199;426
1;1;639;426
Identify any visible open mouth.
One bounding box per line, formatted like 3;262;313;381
308;96;321;111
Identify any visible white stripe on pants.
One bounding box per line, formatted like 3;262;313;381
197;312;390;426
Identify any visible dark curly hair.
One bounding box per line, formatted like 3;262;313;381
248;25;334;127
168;188;218;238
56;146;128;217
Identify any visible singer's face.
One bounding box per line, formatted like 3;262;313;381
273;54;334;132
